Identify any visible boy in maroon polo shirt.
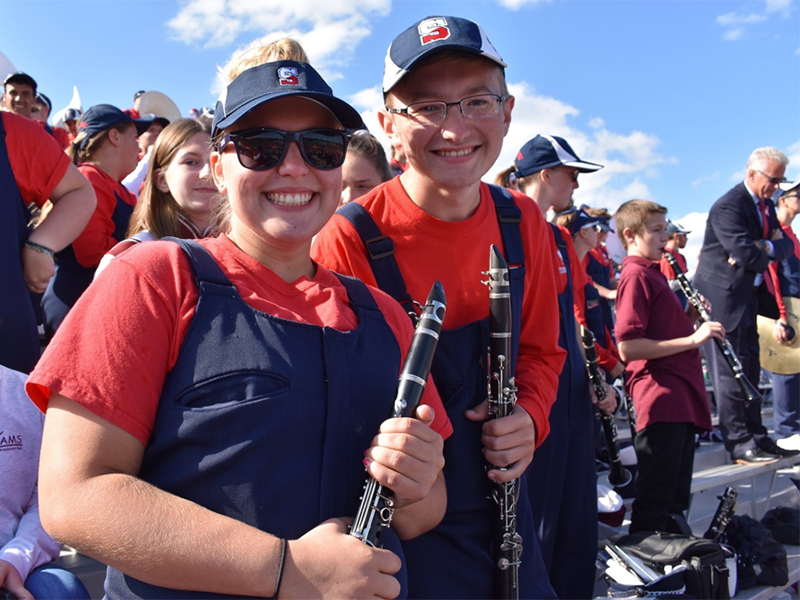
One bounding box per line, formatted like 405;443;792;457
614;200;725;534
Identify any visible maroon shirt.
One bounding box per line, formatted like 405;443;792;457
615;256;711;432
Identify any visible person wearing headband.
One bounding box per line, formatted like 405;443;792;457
313;16;563;599
30;57;450;599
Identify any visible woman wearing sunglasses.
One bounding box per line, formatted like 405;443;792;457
29;60;450;599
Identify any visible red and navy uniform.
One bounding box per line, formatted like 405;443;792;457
313;179;563;599
41;164;136;339
0;112;70;372
29;235;451;599
527;223;597;599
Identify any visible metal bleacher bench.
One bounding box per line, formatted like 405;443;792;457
688;454;800;521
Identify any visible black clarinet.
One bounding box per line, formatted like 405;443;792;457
703;486;738;542
350;281;447;548
580;325;632;488
663;252;761;403
613;376;638;442
486;245;522;600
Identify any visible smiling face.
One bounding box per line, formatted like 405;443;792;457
157;131;216;231
380;56;513;201
627;212;668;261
2;82;35;118
211;97;343;261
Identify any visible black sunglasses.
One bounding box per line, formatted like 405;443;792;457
218;127;351;171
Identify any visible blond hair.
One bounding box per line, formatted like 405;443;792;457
221;38;309;84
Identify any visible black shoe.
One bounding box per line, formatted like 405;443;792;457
760;437;800;458
734;448;780;465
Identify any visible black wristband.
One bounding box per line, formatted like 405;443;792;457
273;538;286;599
24;240;55;258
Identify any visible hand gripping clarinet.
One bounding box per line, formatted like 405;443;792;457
580;325;632;488
350;281;447;548
662;252;761;403
485;245;522;600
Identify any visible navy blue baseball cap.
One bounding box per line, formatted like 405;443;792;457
514;134;603;177
383;16;506;94
566;208;604;236
779;180;800;194
77;104;153;149
212;60;363;138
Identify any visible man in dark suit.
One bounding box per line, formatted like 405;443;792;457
695;147;798;464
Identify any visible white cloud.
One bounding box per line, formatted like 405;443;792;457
715;0;793;41
497;0;550;9
486;80;676;211
692;172;722;188
168;0;391;65
672;211;708;270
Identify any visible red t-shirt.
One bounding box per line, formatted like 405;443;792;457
575;250;620;372
659;247;688;280
27;235;452;446
311;178;566;447
3;112;70;206
72;164;137;268
615;256;711;432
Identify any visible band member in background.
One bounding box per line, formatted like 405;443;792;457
694;147;796;464
659;219;691;308
313;16;564;598
30;57;450;599
614;199;720;533
40;104;153;340
496;134;612;599
585;206;618;338
767;180;800;452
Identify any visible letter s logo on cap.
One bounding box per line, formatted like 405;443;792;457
278;67;299;86
418;17;450;45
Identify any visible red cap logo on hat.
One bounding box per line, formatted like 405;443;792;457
418;17;450;45
78;120;88;130
278;67;299;86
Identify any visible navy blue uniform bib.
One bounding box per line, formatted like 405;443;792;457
105;240;408;599
0;113;40;373
527;223;597;599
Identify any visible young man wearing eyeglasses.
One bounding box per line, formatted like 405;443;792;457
313;15;564;599
694;147;798;464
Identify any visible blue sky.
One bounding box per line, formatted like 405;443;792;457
3;0;799;266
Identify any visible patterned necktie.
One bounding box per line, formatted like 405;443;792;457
758;198;770;240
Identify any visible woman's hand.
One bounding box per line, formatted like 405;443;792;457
284;518;401;599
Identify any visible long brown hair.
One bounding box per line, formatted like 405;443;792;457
127;119;215;238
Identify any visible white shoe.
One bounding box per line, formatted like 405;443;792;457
776;433;800;451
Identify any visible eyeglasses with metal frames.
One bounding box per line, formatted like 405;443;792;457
385;94;508;125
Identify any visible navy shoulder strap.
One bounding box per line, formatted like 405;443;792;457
333;272;381;313
335;202;416;317
166;238;233;288
487;184;525;373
